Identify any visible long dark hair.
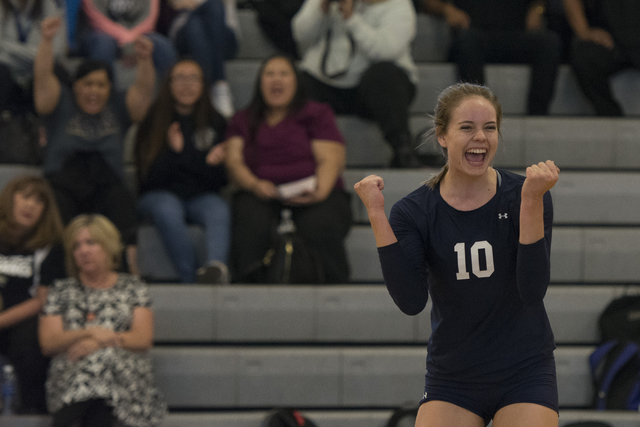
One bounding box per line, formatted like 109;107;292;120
245;54;307;145
0;175;63;250
1;0;43;19
136;59;225;181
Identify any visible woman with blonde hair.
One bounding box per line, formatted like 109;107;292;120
0;175;65;414
39;214;166;427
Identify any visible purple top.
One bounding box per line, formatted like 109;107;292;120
226;101;345;189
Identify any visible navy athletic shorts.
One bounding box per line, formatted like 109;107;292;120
419;355;558;425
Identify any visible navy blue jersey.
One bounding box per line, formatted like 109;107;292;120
379;169;555;383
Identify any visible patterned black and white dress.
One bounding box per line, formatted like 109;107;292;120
42;274;167;427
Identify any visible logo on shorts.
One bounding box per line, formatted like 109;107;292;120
423;392;428;400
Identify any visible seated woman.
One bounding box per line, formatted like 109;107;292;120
0;0;67;114
225;54;352;284
79;0;176;77
0;175;65;414
136;59;231;284
39;214;167;427
34;16;157;274
157;0;240;117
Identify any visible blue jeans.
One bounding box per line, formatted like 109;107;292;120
174;0;238;82
81;31;177;78
138;191;231;283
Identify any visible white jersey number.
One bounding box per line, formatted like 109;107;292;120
454;241;495;280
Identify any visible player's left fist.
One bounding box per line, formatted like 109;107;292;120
522;160;560;199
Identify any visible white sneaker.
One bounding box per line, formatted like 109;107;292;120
211;81;234;119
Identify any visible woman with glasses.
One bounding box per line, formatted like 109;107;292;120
135;59;230;283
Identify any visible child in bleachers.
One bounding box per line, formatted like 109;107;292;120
135;59;231;284
0;175;65;414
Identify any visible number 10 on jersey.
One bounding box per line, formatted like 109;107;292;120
454;241;495;280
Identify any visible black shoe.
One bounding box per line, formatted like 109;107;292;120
196;261;230;284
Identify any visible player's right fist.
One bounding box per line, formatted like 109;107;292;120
354;175;386;212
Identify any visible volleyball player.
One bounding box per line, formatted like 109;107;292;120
354;83;560;427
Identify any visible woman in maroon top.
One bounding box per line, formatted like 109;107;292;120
225;54;352;283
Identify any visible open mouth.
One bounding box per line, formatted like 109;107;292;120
465;148;487;164
270;86;284;96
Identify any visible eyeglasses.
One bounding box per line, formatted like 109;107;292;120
171;74;201;84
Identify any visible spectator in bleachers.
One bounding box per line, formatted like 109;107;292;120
424;0;562;115
354;82;560;426
135;59;231;284
34;16;156;275
157;0;240;118
225;54;352;283
292;0;421;168
79;0;177;77
0;175;65;414
563;0;640;116
0;0;67;114
39;214;167;427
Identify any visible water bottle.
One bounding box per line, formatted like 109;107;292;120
277;209;296;235
2;364;15;415
276;209;296;283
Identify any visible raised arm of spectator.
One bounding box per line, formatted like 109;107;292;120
82;0;160;46
126;36;156;123
344;0;416;61
563;0;614;48
226;136;279;200
292;0;331;53
423;0;470;29
33;16;63;116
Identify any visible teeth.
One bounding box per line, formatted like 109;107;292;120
467;149;486;154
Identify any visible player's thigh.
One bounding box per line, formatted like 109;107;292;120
415;400;485;427
493;402;558;427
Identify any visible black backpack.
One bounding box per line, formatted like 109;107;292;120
240;209;324;284
589;294;640;410
261;408;317;427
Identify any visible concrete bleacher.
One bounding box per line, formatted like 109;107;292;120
137;168;640;283
6;7;640;427
9;284;640;426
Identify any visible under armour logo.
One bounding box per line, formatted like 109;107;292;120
498;213;508;219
